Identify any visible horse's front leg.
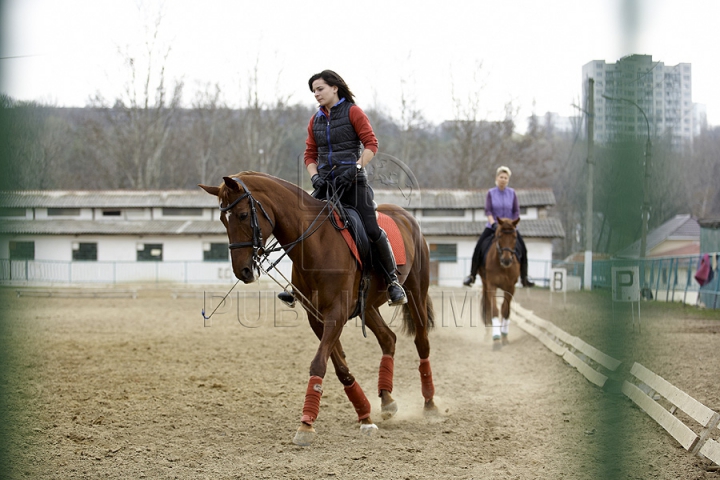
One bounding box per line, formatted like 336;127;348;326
293;312;345;447
327;341;378;435
488;285;502;342
501;288;514;344
363;306;398;420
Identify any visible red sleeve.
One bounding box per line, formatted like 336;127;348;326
349;105;379;154
304;115;318;166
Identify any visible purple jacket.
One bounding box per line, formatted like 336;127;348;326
485;187;519;228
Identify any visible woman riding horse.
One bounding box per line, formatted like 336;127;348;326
463;166;535;288
304;70;406;306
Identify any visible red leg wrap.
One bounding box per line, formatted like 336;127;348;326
378;354;394;395
300;376;323;425
344;381;372;421
418;358;435;401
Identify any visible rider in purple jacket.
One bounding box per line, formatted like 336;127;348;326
463;166;535;287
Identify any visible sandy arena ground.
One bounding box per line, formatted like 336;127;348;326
1;285;718;479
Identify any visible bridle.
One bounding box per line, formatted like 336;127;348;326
495;228;518;259
217;175;338;273
214;175;340;324
219;177;275;258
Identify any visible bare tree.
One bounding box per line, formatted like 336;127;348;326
223;61;308;178
0;97;74;190
187;83;228;186
686;125;720;217
85;6;183;189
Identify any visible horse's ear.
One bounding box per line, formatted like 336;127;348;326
223;177;241;192
198;184;220;197
512;217;520;227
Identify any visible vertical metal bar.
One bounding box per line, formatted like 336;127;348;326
665;258;674;302
671;258;679;302
655;259;662;300
713;256;720;309
649;259;655;291
683;257;692;305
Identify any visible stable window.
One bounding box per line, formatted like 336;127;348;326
72;243;97;261
162;208;203;216
9;241;34;260
422;209;464;217
0;208;26;217
137;243;163;262
204;243;229;262
102;210;122;217
429;243;457;263
48;208;80;216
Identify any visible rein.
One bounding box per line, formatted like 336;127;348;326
216;175;345;323
221;177;274;254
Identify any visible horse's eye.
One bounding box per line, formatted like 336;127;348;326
238;212;249;221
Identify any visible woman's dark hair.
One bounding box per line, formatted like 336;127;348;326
308;70;355;103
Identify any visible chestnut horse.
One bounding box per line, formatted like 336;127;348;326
479;217;521;346
199;172;436;446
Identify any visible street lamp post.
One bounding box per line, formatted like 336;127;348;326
601;94;652;260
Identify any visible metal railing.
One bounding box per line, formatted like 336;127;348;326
2;254;719;309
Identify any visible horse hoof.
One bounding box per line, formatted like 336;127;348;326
423;400;439;415
381;400;398;420
492;335;500;341
501;334;509;345
292;425;316;446
360;423;378;436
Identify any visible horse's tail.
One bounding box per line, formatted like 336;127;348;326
400;295;435;336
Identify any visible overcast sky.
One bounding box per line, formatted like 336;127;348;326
2;0;719;128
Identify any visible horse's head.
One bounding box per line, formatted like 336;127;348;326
199;175;275;283
494;217;520;268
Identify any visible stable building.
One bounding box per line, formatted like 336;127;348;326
0;189;564;286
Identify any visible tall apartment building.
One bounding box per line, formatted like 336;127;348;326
582;54;695;146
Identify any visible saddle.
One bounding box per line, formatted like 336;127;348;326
279;190;406;336
332;206;406;328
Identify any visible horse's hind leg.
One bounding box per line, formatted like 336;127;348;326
403;286;438;413
363;306;398;420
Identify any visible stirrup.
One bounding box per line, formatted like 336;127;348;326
387;282;407;306
277;291;296;308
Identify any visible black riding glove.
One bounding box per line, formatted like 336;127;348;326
311;174;326;191
334;165;358;191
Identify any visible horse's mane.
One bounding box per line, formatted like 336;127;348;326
217;171;317;205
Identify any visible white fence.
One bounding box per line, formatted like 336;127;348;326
512;303;720;467
0;259;292;285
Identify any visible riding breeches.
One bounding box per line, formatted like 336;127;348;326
338;180;382;242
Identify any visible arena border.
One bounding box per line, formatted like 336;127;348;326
511;302;720;468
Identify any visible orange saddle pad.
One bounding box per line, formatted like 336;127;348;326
334;211;407;268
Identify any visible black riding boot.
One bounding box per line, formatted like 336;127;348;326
374;230;407;306
520;257;535;287
463;256;480;286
